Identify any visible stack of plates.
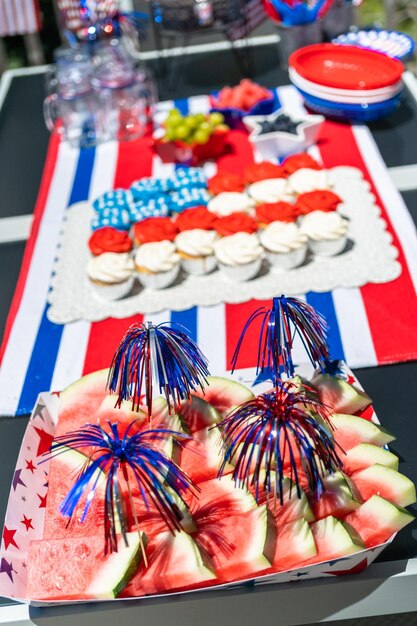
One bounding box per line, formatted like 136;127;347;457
288;44;405;123
333;29;415;62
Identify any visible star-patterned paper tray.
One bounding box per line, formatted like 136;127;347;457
0;365;394;606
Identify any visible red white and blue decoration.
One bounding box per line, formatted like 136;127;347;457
333;29;415;62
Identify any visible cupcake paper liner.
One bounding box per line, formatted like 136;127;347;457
218;256;262;282
136;263;180;289
266;245;307;270
307;235;347;257
180;254;217;276
90;275;135;302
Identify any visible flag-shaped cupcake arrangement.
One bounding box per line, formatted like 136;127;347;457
1;296;415;603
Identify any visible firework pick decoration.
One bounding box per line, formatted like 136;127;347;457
49;423;195;555
232;295;331;386
108;322;210;418
218;383;343;502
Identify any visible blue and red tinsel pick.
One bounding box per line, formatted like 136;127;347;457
218;382;343;502
108;321;210;418
231;295;331;386
49;423;195;554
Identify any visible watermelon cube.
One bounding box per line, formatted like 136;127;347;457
344;495;414;548
351;464;417;508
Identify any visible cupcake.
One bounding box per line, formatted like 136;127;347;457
175;229;219;275
214;232;263;282
135;241;180;289
175;206;218;232
133;217;178;245
281;153;322;176
245;162;284;184
207;192;255;216
208;172;246;195
296;190;342;215
256;201;299;228
248;178;293;204
87;252;135;301
88;227;133;256
288;168;330;195
300;211;349;256
214;212;258;237
260;221;307;270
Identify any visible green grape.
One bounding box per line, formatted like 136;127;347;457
209;112;225;126
168;108;181;119
184;116;198;130
193;113;206;125
193;129;210;144
198;121;212;133
175;125;190;141
216;123;230;133
165;127;177;141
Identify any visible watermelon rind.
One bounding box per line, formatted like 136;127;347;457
330;413;396;450
274;518;317;568
179;395;222;433
194;376;254;416
341;443;399;475
310;471;361;520
351;464;417;508
311;515;365;560
59;368;109;412
311;373;372;414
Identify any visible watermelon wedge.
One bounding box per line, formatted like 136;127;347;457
251;475;315;524
179;395;222;433
311;373;372;415
193;376;254;417
351;464;417;508
309;472;361;520
341;443;399;476
194;506;274;582
330;413;395;451
121;531;216;597
306;516;365;565
344;495;415;548
180;426;233;483
185;475;257;521
27;532;145;600
270;518;317;572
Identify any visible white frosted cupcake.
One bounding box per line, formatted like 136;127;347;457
175;229;219;275
214;232;263;282
247;178;293;204
300;210;349;256
260;221;308;270
87;252;135;301
289;168;330;194
207;192;255;216
135;241;180;289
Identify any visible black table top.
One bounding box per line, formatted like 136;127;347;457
1;43;417;622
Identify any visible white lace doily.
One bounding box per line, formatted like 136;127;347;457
47;168;401;323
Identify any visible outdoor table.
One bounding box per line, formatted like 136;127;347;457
1;43;417;625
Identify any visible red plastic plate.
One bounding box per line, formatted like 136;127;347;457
289;44;404;91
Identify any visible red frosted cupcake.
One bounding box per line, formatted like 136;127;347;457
133;217;178;245
296;190;342;215
256;202;300;227
175;206;218;232
281;153;322;176
214;212;258;237
88;227;133;256
208;172;246;195
245;162;285;184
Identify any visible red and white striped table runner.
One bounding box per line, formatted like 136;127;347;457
0;0;40;36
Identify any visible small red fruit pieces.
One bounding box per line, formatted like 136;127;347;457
214;79;272;112
208;172;246;195
281;153;322;175
256;201;299;225
245;161;285;184
214;212;258;237
88;227;133;256
175;206;218;232
133;217;178;244
296;190;342;215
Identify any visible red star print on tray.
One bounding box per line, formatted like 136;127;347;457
25;460;36;474
21;516;34;532
2;527;19;550
37;493;47;508
33;426;54;457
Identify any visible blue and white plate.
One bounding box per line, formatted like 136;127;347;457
333;29;415;61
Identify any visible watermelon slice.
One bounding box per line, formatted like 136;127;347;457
351;464;417;508
251;475;315;524
344;495;415;548
195;506;274;582
341;443;399;476
306;516;365;565
180;426;232;483
330;413;395;451
185;475;257;521
309;472;361;520
27;532;144;600
121;531;216;597
193;376;254;417
179;395;222;433
270;518;317;572
55;369;109;436
311;372;372;415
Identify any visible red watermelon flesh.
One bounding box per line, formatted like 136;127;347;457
309;472;361;520
27;532;144;600
269;518;317;572
305;516;364;566
340;443;399;476
249;475;315;524
180;426;233;483
179;396;222;433
193;376;254;417
311;373;372;415
330;413;395;452
121;531;216;597
344;495;414;548
193;506;274;583
185;475;257;524
350;464;417;508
